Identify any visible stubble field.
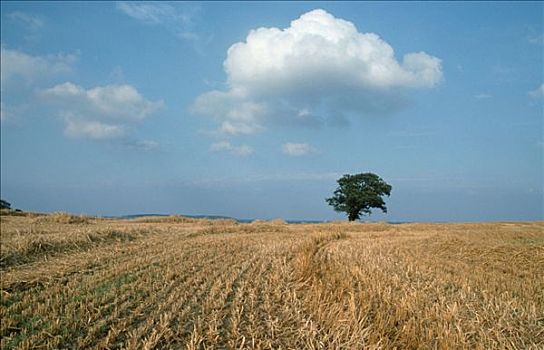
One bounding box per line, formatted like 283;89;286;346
1;212;543;349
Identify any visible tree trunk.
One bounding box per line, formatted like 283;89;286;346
348;212;358;221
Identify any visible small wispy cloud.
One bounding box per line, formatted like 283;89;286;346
475;93;492;99
210;141;253;156
528;33;543;45
116;2;188;25
8;11;44;28
490;63;518;83
281;143;317;156
64;117;125;139
528;83;544;99
7;11;45;41
116;2;200;41
122;139;160;151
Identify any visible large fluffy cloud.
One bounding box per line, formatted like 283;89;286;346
40;82;164;139
193;9;443;135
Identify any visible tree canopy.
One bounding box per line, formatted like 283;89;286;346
326;173;392;221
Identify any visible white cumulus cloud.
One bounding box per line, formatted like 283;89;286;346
193;9;443;135
0;47;77;88
40;82;164;139
210;141;254;156
529;84;544;99
41;82;164;121
281;142;317;156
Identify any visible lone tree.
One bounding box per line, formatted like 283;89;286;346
326;173;392;221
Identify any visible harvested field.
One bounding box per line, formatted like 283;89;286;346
1;214;543;349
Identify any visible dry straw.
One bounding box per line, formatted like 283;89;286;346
1;213;543;349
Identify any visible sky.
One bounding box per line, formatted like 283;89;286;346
1;1;542;222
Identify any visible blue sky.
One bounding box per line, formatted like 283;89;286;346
1;1;542;222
